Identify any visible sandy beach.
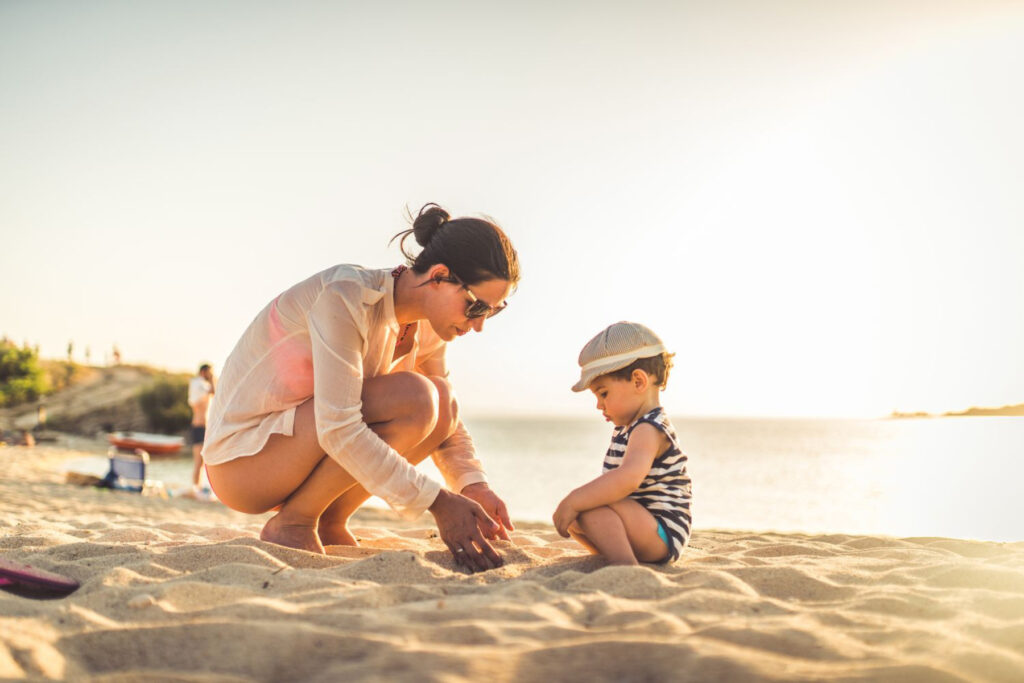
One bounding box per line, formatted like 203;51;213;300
2;445;1022;682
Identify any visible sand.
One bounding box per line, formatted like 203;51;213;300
2;445;1023;682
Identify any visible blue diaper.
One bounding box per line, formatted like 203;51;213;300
656;519;670;546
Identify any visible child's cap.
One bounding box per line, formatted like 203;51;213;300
572;321;667;392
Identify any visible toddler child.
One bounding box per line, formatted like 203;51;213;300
553;322;692;565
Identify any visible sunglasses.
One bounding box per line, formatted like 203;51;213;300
438;274;508;319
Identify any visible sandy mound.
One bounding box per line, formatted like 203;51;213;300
2;446;1023;681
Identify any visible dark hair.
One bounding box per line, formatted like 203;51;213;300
604;353;675;389
390;203;520;286
198;363;211;373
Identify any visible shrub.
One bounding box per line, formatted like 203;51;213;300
0;340;49;408
138;377;192;434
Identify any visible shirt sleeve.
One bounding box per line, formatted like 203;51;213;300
431;422;488;492
414;332;488;492
307;279;441;518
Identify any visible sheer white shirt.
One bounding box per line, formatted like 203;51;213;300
202;264;486;518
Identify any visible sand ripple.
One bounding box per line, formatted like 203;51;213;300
2;446;1023;682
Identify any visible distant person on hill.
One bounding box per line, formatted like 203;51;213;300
202;204;519;573
554;322;693;566
187;363;215;497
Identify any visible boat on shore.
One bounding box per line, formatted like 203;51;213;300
106;432;185;455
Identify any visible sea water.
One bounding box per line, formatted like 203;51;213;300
139;416;1024;542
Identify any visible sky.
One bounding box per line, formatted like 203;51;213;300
2;0;1023;418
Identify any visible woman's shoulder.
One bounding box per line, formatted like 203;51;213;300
318;264;385;288
275;265;389;326
311;265;391;303
280;264;380;295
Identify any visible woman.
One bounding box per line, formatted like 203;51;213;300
203;204;519;573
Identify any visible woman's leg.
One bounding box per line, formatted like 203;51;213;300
317;376;459;545
206;372;456;553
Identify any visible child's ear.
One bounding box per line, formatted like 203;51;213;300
632;369;649;391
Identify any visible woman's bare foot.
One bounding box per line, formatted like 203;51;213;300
260;512;325;554
317;521;359;547
317;493;364;546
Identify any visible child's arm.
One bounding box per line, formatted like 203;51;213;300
553;423;667;537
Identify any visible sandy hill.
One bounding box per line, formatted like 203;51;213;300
0;365;186;435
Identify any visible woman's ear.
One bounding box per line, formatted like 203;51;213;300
428;264;450;284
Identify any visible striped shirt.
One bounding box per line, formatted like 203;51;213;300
603;407;692;562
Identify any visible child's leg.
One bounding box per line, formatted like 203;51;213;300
569;498;669;565
570;506;639;565
607;498;671;563
566;521;601;556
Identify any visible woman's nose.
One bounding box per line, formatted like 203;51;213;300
470;316;485;333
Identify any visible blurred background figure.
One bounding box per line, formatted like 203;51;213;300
187;363;215;497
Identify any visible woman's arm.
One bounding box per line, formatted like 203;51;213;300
414;337;488;491
415;335;512;538
307;280;442;518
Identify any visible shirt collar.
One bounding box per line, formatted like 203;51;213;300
381;266;401;335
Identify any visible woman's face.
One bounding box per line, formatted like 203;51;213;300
425;268;513;342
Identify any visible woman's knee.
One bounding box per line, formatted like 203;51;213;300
379;372;440;438
427;375;459;439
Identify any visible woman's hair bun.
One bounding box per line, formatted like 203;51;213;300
412;203;450;247
390;202;520;287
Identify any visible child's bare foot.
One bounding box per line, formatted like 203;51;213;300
260;513;325;554
317;521;359;547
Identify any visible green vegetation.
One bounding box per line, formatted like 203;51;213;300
138;377;192;434
0;339;50;408
41;359;80;392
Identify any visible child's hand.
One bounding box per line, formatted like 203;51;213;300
552;496;580;538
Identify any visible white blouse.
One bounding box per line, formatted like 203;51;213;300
202;264;486;518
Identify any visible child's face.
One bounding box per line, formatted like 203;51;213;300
588;375;646;427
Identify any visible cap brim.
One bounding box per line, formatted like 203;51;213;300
571;356;645;392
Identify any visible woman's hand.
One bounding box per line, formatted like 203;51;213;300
553;495;580;538
428;489;504;572
460;482;513;540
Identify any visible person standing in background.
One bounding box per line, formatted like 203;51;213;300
188;363;215;497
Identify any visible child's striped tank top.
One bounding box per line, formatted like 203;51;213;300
603;406;692;561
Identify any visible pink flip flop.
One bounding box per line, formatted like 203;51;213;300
0;557;79;597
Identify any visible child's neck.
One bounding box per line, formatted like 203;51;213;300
626;392;662;426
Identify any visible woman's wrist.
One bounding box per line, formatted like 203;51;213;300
428;487;453;513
